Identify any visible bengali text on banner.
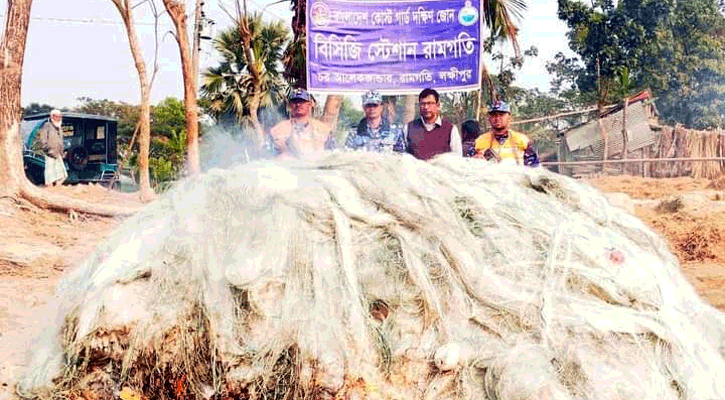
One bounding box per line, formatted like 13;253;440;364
306;0;482;94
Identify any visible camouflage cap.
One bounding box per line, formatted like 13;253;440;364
488;100;511;113
362;90;383;106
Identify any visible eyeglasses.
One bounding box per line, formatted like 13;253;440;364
419;101;438;107
364;103;381;108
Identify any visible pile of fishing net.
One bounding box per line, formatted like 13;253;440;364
18;152;725;400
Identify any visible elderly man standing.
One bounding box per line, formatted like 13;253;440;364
37;109;68;186
405;88;462;160
269;88;334;159
473;100;539;166
345;90;406;153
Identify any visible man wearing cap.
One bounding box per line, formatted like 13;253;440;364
345;90;406;153
405;88;462;160
473;100;540;167
269;88;334;159
36;109;68;186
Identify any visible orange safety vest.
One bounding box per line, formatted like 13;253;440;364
474;130;530;165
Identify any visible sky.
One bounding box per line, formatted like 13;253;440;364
0;0;573;109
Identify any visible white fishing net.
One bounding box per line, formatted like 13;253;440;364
18;152;725;400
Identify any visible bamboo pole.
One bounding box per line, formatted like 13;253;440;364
509;104;618;125
541;157;725;166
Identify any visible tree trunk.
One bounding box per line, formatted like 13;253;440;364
111;0;154;202
321;94;343;134
382;97;396;123
0;0;139;217
0;0;33;201
162;0;200;175
402;95;417;125
237;13;265;145
248;91;264;145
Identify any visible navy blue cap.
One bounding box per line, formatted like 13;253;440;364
289;88;311;101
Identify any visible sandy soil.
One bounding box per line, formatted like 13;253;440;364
586;174;725;310
1;176;724;399
0;184;139;400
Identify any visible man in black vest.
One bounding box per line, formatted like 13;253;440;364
405;88;462;160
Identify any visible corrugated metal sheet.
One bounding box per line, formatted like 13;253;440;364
565;102;656;158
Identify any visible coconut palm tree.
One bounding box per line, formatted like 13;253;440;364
201;13;289;139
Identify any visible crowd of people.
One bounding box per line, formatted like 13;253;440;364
268;87;539;167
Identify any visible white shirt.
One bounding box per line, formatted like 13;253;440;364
403;116;463;157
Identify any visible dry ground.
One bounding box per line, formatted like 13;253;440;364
0;175;724;399
0;185;140;400
587;174;725;310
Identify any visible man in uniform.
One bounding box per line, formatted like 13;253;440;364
473;100;539;166
269;88;334;159
345;90;406;153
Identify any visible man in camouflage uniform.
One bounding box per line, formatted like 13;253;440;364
345;90;406;153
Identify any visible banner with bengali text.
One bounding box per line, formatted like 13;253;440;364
306;0;482;94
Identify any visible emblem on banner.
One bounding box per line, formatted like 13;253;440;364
458;1;479;26
310;2;331;27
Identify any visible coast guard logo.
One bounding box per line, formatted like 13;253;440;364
310;2;331;27
458;0;479;26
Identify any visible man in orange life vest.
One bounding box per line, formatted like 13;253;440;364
473;100;539;166
405;88;463;160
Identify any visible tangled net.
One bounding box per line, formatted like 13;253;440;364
18;153;725;400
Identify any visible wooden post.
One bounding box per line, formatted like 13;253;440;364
643;146;650;177
621;98;628;174
598;106;608;175
596;58;607;174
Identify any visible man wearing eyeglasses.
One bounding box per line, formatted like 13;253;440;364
345;90;406;153
269;88;335;159
404;88;462;160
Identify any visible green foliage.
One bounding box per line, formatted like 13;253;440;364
22;103;55;117
337;97;363;130
72;97;189;189
551;0;725;128
440;92;481;126
201;14;289;129
489;45;539;101
152;97;185;139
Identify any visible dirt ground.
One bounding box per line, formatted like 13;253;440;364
1;175;724;399
0;184;141;400
587;174;725;310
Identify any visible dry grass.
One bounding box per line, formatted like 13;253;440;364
585;175;712;199
636;208;725;264
708;174;725;190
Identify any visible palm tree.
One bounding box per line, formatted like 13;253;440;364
202;13;289;141
482;0;526;55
